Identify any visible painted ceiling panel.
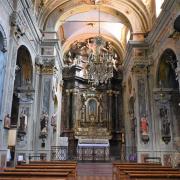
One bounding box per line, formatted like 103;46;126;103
62;9;126;42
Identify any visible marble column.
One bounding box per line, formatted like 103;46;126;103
107;90;113;131
114;91;120;131
65;89;70;129
72;89;79;129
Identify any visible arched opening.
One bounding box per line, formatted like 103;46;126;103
0;31;6;116
157;49;178;89
0;26;6;117
11;46;33;127
156;49;180;146
8;45;33;164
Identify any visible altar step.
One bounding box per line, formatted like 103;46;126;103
77;162;112;180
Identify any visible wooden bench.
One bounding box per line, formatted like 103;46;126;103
113;162;180;180
113;163;162;179
20;165;76;179
1;161;77;180
0;171;70;179
126;172;180;180
29;160;77;164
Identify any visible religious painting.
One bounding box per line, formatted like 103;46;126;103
4;114;11;129
87;99;97;122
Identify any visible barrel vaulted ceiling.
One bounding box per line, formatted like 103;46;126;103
35;0;156;58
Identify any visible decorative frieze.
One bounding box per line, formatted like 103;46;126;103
40;66;54;74
35;55;56;74
131;58;153;74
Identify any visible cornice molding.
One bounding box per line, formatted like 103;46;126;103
146;0;177;46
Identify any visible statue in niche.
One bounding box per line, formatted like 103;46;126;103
140;115;149;143
88;99;97;114
81;105;86;122
160;107;170;136
19;112;27;133
158;60;170;88
140;115;148;135
40;112;48;135
51;113;56;131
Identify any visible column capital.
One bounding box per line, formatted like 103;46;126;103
107;90;113;96
113;91;120;96
72;88;79;94
35;55;56;75
131;59;153;74
66;89;70;95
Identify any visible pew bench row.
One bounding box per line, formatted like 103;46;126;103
0;161;77;180
113;162;180;180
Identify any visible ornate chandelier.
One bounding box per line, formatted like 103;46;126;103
86;3;115;86
87;36;114;86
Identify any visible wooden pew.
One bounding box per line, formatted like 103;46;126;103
21;165;75;179
126;172;180;180
0;178;66;180
4;168;76;179
0;171;70;180
113;162;180;180
2;161;77;180
113;163;163;179
29;160;77;165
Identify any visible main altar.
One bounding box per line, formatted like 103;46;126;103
74;89;111;161
77;138;110;161
61;50;123;160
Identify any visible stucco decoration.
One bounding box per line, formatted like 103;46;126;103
64;37;121;72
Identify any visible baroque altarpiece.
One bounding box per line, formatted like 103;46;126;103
61;37;124;159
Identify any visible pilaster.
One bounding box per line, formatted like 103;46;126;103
35;55;56;160
131;54;154;162
107;90;113;131
153;89;174;160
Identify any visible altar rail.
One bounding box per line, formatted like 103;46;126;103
3;147;180;167
77;146;110;162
